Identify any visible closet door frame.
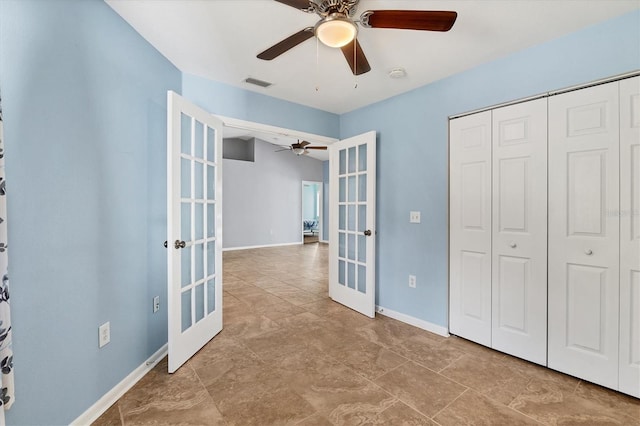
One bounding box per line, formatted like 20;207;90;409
619;76;640;398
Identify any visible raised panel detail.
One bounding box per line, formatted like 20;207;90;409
461;162;486;230
568;150;606;236
499;157;528;233
632;145;639;241
461;251;486;320
630;270;640;366
461;125;487;149
631;94;640;128
498;256;529;333
499;117;528;146
566;264;607;354
567;101;608;137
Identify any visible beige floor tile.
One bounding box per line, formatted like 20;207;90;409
574;381;640;424
392;333;466;372
92;403;121;426
118;360;224;425
440;353;531;405
355;316;427;348
434;389;541;425
251;299;307;321
296;413;333;425
324;337;408;381
222;313;281;340
374;361;466;417
509;378;636;425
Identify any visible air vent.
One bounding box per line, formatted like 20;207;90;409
244;77;273;88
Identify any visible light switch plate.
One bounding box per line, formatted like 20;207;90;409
409;211;421;223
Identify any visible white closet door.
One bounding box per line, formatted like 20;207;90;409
449;111;492;346
491;99;547;365
619;76;640;398
548;82;620;389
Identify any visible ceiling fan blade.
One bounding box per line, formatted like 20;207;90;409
304;146;328;150
257;27;314;60
275;148;292;152
341;39;371;76
299;141;311;147
274;0;311;11
361;10;457;32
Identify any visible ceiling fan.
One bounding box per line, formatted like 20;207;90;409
277;140;328;155
257;0;458;75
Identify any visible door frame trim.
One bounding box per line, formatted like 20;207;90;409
216;115;338;147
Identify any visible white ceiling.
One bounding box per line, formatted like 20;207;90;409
106;0;638;115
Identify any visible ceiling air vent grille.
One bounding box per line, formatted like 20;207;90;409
244;77;273;88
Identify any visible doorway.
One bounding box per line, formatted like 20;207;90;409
302;181;322;244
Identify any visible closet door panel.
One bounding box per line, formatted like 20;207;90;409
548;82;620;389
450;111;492;346
619;76;640;398
491;98;548;365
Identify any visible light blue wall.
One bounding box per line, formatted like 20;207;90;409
0;0;181;424
340;10;640;327
182;74;340;139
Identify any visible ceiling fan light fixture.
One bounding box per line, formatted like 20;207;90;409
315;14;357;48
292;147;306;155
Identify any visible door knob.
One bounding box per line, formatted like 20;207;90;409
509;242;517;248
164;240;168;248
364;230;372;236
174;240;186;249
585;249;593;255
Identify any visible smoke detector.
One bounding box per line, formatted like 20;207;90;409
388;68;407;79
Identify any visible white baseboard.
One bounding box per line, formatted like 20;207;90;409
223;241;302;252
375;306;450;337
71;344;168;425
319;239;329;244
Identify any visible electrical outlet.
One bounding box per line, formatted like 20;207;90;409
153;296;160;313
409;275;417;288
409;211;421;223
99;322;110;348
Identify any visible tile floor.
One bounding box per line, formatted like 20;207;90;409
94;243;640;425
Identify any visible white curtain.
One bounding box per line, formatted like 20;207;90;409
0;91;15;425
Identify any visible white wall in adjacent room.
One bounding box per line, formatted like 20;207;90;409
223;138;323;249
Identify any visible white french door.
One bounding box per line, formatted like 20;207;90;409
167;91;223;373
329;131;376;317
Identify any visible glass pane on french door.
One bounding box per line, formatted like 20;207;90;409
337;143;368;294
179;112;218;330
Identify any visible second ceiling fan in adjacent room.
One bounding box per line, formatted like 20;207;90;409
277;140;328;155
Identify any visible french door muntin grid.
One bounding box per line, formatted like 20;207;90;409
337;144;367;293
180;114;218;332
